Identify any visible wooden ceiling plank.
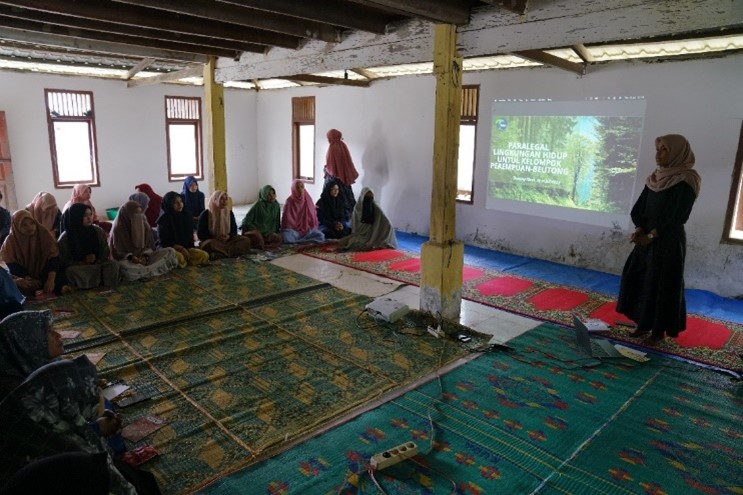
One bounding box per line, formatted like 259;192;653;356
478;0;527;15
111;0;341;43
123;57;155;79
0;26;208;63
514;49;584;75
350;67;377;79
216;0;392;33
218;0;740;81
345;0;471;25
0;15;241;58
126;65;202;87
0;0;302;48
571;44;595;64
0;8;265;55
283;74;370;87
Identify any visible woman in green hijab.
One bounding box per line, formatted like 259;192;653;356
240;185;283;250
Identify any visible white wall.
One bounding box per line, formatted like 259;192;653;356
253;55;743;297
0;71;258;212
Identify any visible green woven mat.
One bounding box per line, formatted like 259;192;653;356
202;323;742;495
31;259;471;495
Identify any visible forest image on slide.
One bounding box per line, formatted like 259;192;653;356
488;115;644;214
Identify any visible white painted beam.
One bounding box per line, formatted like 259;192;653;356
215;0;742;82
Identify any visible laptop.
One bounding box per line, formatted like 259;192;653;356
572;314;622;358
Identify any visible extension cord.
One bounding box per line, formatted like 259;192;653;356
427;325;444;338
370;441;419;470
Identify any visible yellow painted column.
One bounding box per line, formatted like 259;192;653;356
420;24;464;320
203;57;227;194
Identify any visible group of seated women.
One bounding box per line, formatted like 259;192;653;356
0;173;398;303
0;310;161;494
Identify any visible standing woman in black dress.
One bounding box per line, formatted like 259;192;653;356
617;134;701;345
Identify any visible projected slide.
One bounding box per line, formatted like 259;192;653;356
486;99;646;226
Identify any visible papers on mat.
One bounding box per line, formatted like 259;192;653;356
583;318;611;332
121;415;167;442
102;383;131;401
614;344;650;362
58;330;81;339
84;352;106;365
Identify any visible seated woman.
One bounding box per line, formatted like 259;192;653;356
26;191;62;238
134;183;162;228
316;179;351;239
62;184;112;234
58;203;121;290
0;356;139;495
197;190;252;259
280;180;325;244
338;187;398;252
181;176;205;226
108;201;178;282
240;185;283;250
0;210;72;297
157;191;209;267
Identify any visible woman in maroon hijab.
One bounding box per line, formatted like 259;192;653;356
134;184;163;228
324;129;359;219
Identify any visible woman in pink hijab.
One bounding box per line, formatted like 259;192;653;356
280;180;325;244
324;129;358;219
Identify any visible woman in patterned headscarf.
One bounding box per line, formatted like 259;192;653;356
197;190;252;259
240;185;283;250
58;203;120;289
280;180;324;244
108;201;177;281
26;191;62;238
1;210;71;296
617;134;701;345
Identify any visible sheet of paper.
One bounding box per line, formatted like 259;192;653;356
102;383;131;401
84;352;106;365
584;318;610;331
58;330;81;339
614;344;650;362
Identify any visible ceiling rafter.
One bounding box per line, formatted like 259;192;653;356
126;65;202;88
0;0;302;48
513;49;585;75
111;0;342;43
479;0;527;15
283;73;371;87
123;57;155;80
344;0;472;25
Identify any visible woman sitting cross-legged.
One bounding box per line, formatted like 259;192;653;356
240;185;283;250
316;179;351;239
181;175;205;227
280;180;325;244
58;204;121;290
108;201;178;282
157;191;209;267
197;190;252;259
0;210;72;297
338;187;398;252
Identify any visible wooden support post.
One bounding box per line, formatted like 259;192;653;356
203;57;227;194
420;24;464;320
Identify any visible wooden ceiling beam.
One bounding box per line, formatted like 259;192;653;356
216;0;392;33
350;67;378;80
111;0;341;43
0;26;208;63
345;0;471;25
0;14;243;59
0;7;265;55
571;44;595;64
0;0;302;48
478;0;527;15
283;74;371;87
126;65;202;87
123;57;155;79
513;49;585;75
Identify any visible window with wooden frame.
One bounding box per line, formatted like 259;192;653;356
45;89;100;187
165;96;203;182
457;85;479;203
292;96;316;182
723;121;743;244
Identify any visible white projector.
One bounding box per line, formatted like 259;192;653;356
365;297;410;323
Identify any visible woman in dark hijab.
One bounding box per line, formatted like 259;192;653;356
157;191;209;267
316;179;351;239
181;176;205;226
338;187;397;252
58;203;120;290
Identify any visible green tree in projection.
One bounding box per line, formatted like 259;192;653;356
591;116;644;213
489;115;577;204
565;131;598;206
